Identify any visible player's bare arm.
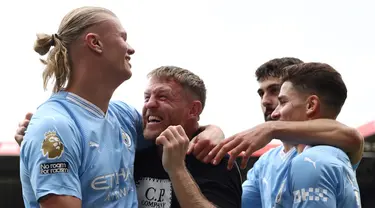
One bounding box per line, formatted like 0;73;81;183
40;195;81;208
209;119;363;169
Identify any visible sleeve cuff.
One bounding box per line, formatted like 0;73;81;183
36;185;82;202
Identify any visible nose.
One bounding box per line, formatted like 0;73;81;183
126;43;135;55
261;94;273;108
144;96;158;109
271;105;280;120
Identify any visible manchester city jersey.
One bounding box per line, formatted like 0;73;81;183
274;145;361;208
242;145;297;208
20;91;143;208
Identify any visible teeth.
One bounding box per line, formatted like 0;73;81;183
148;116;162;122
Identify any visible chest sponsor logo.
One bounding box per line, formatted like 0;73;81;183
41;131;64;159
136;177;172;208
91;167;135;201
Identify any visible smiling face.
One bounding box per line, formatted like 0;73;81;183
273;62;347;121
97;15;135;81
271;81;309;122
142;77;192;140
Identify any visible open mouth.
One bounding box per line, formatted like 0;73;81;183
147;115;162;124
125;57;131;68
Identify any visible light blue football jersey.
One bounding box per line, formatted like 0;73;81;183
20;91;143;208
274;145;362;208
242;145;297;208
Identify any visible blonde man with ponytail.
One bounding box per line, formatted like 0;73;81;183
20;6;140;208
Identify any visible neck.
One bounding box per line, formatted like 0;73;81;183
186;122;200;141
296;144;306;154
282;142;306;154
66;84;115;114
66;64;121;113
282;142;294;153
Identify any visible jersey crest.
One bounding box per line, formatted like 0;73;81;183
121;128;132;149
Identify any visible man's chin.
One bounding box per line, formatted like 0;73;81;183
265;116;277;121
123;70;132;81
143;131;162;141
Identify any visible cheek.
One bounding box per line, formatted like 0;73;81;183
120;40;129;53
169;107;187;121
108;39;126;59
279;105;294;120
270;97;279;107
261;105;266;112
281;105;305;121
142;106;147;115
141;108;146;121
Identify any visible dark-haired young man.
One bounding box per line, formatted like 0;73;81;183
208;57;363;208
273;62;361;207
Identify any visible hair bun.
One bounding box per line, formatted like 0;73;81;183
34;33;53;56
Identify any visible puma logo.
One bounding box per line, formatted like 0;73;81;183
304;157;316;169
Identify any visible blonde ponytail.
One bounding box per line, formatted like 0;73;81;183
34;6;116;93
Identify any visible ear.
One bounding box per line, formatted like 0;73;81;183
306;95;320;118
189;100;203;121
85;33;103;54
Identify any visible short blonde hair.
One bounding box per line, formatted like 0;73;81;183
147;66;207;109
34;6;116;92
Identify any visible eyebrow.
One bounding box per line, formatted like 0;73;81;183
257;83;281;94
120;32;127;40
144;87;172;96
268;83;281;89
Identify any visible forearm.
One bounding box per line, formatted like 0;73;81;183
198;125;225;139
271;119;362;151
270;119;364;163
169;167;216;208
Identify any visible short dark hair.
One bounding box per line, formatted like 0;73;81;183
282;62;347;117
147;66;207;110
255;57;303;81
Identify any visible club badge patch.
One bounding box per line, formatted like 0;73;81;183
41;131;64;159
275;179;286;204
121;128;132;148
